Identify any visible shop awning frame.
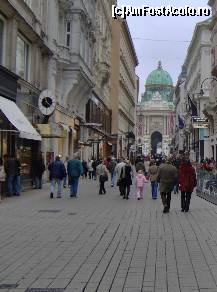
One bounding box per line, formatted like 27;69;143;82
0;96;42;141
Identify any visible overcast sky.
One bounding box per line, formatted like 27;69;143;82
116;0;210;98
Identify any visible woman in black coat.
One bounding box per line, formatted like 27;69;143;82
121;160;133;200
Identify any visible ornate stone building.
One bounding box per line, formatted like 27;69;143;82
84;0;115;160
136;62;174;156
179;19;211;162
0;0;50;181
111;19;139;158
0;0;116;176
207;0;217;161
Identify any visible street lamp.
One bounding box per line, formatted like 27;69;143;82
199;77;217;96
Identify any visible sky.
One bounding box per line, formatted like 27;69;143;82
116;0;210;99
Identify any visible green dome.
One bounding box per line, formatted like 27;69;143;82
146;61;173;86
141;61;174;104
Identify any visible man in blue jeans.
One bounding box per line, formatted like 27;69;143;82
4;154;21;196
149;160;158;199
67;154;83;197
48;156;66;198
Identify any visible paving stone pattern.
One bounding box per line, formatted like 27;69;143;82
0;179;217;291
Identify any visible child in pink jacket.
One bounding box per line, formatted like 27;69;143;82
135;170;148;200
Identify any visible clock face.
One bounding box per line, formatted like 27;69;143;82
38;90;56;116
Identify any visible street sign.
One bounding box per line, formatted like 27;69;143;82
192;117;209;129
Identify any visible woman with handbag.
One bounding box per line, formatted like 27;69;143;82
121;159;133;200
96;160;109;195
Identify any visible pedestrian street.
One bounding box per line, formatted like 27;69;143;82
1;180;217;292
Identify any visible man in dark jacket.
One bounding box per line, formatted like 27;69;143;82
67;154;83;197
4;154;17;196
48;156;66;198
32;154;45;189
157;158;178;213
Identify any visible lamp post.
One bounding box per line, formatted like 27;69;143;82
199;77;217;96
186;77;217;162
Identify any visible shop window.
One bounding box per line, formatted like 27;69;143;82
66;21;71;47
16;35;30;80
0;19;3;65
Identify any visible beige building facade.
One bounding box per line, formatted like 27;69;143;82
84;0;115;160
111;19;138;158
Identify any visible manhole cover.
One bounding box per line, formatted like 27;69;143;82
68;212;77;215
25;289;64;292
0;284;18;289
38;210;61;213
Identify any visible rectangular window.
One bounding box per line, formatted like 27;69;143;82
0;19;3;65
66;21;71;47
16;35;29;80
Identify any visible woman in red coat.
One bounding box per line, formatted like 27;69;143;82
179;158;197;212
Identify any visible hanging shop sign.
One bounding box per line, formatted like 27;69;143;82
192;117;209;129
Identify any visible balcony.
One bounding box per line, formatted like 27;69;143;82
100;62;110;85
56;45;71;64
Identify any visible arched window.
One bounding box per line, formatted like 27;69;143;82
0;19;3;65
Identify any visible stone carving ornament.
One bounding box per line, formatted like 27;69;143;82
150;117;164;132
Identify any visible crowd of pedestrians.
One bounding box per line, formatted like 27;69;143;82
0;150;200;214
87;153;197;214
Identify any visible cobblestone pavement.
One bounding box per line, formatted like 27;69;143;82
1;179;217;292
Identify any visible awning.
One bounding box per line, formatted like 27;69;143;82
0;96;41;141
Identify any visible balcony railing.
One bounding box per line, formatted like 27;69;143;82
56;45;71;64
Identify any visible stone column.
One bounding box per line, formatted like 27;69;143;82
147;115;150;134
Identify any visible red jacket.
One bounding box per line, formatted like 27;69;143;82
179;162;197;192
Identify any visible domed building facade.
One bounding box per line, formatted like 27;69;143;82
136;62;175;156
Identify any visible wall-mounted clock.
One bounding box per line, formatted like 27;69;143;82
38;90;56;116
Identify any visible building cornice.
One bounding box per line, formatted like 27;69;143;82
183;19;211;66
123;20;139;66
119;108;135;126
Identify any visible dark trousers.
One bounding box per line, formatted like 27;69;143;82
119;184;125;196
161;192;171;210
92;170;96;180
181;191;192;211
34;175;42;189
99;181;106;194
88;171;93;179
123;185;130;199
70;177;79;197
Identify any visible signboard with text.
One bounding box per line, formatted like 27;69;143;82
192;117;209;129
